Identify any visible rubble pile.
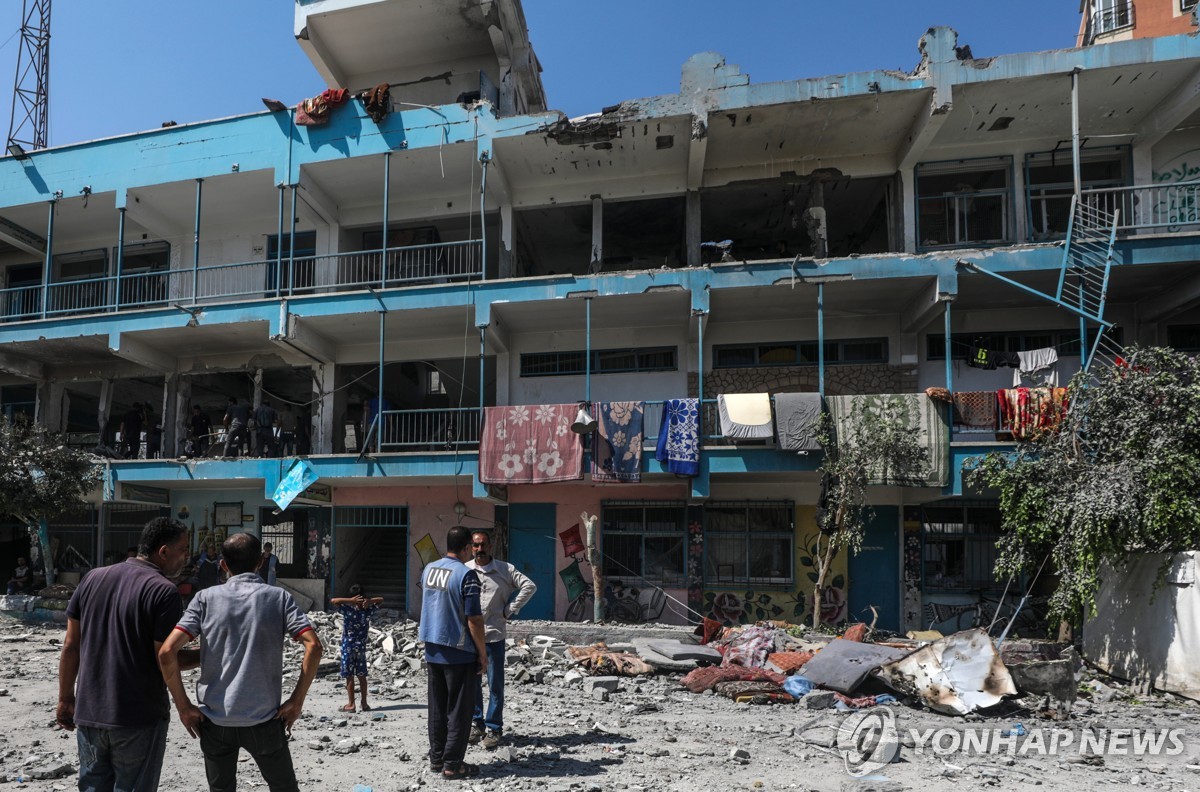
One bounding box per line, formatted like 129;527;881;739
1;612;1198;789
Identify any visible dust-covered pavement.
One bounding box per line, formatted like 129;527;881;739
3;615;1200;791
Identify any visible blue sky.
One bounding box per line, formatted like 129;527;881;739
0;1;1083;147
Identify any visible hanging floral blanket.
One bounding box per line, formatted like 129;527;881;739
592;401;644;483
479;404;582;484
654;398;700;477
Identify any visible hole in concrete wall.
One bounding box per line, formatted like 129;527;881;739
701;174;896;261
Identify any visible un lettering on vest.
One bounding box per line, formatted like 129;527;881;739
425;566;452;591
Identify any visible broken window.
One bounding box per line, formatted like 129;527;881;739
920;501;1003;592
703;501;793;586
916;158;1012;250
600;501;687;586
1025;146;1130;240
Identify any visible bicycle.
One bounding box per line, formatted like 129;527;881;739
926;590;1051;637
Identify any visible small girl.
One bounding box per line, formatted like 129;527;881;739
330;584;384;712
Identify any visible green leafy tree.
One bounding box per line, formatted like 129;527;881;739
0;417;102;587
812;399;930;629
970;346;1200;624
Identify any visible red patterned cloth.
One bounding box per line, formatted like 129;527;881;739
766;651;814;674
998;387;1068;441
479;405;583;484
295;88;350;126
680;665;786;694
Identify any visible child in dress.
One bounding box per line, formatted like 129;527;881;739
330;584;384;712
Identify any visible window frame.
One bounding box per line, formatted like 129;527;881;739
713;337;889;368
1024;146;1131;241
599;500;688;586
920;500;1004;594
702;500;794;587
915;156;1014;251
519;346;678;377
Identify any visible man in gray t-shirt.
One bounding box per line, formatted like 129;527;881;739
159;533;322;792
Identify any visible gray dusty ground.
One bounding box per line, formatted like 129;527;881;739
3;615;1200;791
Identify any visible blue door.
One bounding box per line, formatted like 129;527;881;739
507;503;556;620
848;506;901;632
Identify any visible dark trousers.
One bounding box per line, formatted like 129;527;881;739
427;661;475;766
199;719;298;792
76;718;168;792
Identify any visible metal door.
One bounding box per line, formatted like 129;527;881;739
847;506;901;632
506;503;556;621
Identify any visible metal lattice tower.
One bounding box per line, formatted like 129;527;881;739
6;0;51;153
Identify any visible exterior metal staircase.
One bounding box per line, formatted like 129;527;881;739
959;193;1122;372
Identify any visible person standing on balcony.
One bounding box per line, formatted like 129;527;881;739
223;397;250;458
277;405;297;456
119;402;143;459
466;530;536;750
190;405;213;457
254;400;279;458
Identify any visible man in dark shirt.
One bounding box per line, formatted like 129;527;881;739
222;397;250;458
58;517;197;792
254;400;279;458
190;405;213;457
119;402;143;459
418;525;487;780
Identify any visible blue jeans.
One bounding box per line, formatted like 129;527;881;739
76;718;168;792
472;640;506;732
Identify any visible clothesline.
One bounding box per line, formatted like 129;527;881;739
946;336;1091;355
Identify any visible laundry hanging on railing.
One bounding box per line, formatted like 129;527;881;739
1014;347;1059;387
718;393;773;440
654;398;700;477
592;401;644;483
951;391;998;431
998;387;1068;441
361;82;391;123
295;88;350;126
772;392;823;452
826;393;950;487
479;404;582;484
966;345;1019;370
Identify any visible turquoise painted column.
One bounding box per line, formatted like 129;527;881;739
817;283;825;398
478;327;486;416
584;296;592;403
479;152;489;279
40;199;54;319
288;184;298;296
193;179;203;304
944;299;954;434
376;309;386;454
381;152;390;288
275;184;285;296
114;207;125;312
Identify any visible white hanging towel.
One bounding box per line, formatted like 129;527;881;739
1014;347;1059;386
718;393;773;439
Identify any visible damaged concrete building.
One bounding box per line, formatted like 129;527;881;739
1;0;1199;636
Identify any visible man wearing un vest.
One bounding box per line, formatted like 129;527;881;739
418;525;487;780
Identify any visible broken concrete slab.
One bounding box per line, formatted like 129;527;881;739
798;639;912;693
643;639;722;663
632;640;698;673
877;628;1016;715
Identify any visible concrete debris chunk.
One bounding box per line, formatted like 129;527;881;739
644;639;722;663
582;676;620;695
